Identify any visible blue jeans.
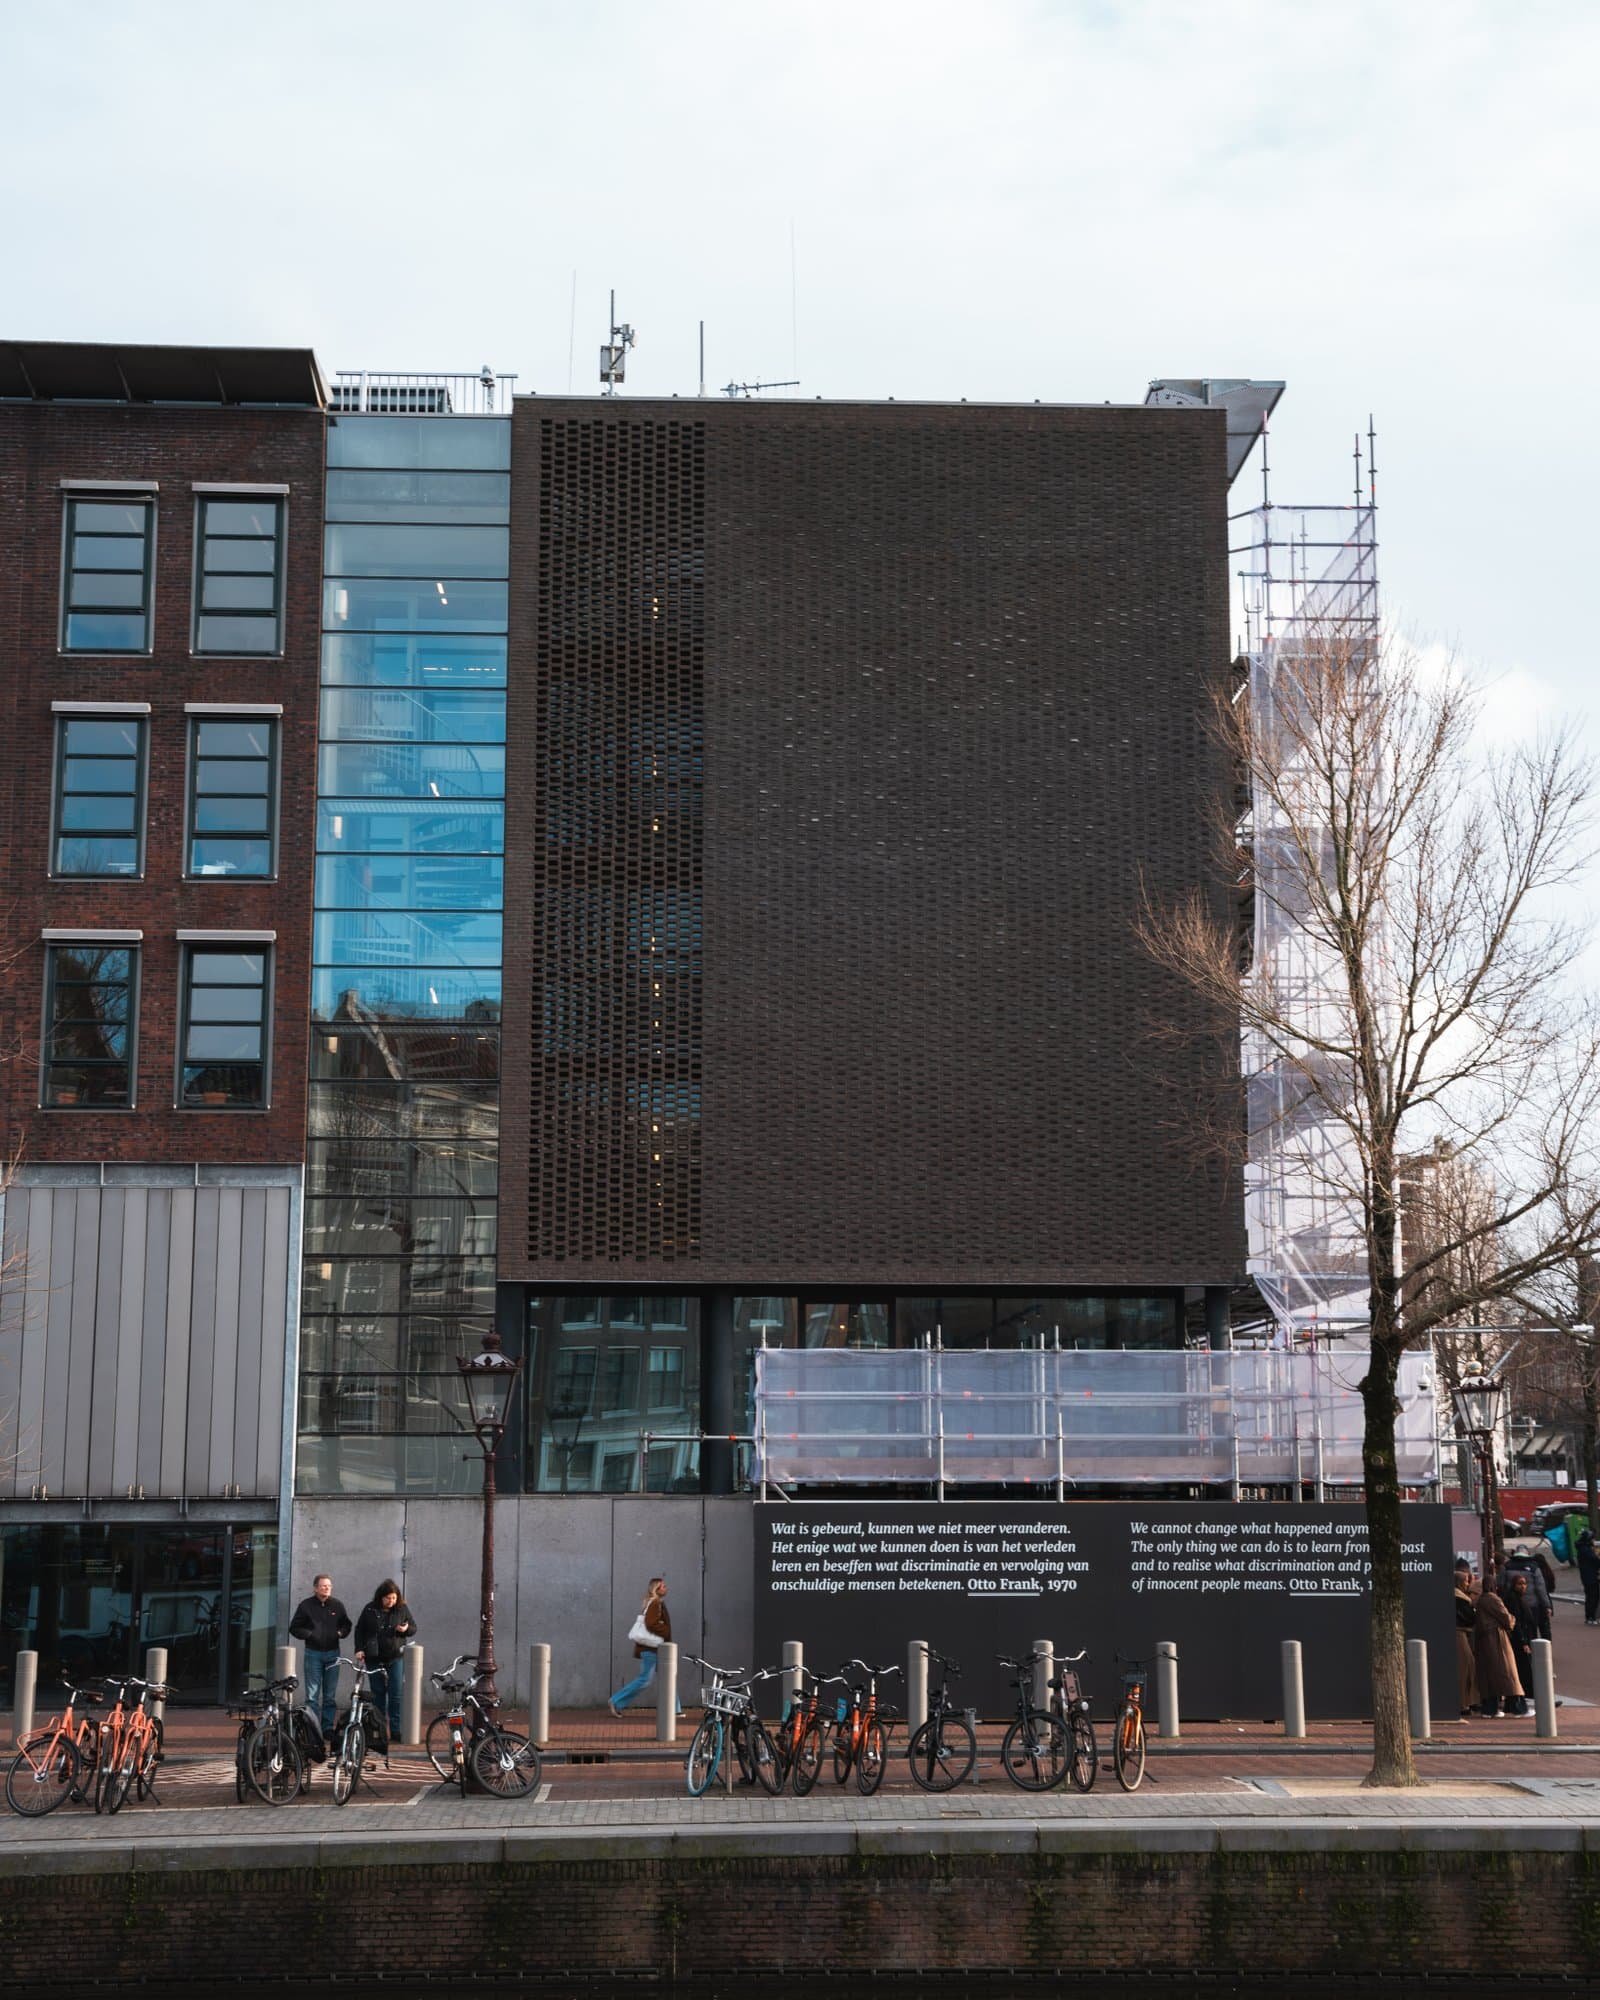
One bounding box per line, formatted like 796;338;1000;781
303;1648;341;1732
611;1649;681;1712
370;1658;404;1742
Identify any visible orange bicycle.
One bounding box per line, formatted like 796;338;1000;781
831;1657;901;1795
94;1675;166;1815
1112;1654;1148;1792
5;1677;102;1816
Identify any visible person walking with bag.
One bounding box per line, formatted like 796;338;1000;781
607;1576;681;1716
354;1578;418;1750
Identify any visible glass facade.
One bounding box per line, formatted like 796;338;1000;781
525;1296;702;1495
297;415;509;1496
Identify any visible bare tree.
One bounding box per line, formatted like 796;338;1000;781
1508;1248;1600;1540
1140;623;1600;1785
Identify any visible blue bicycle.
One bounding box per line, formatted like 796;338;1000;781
684;1657;782;1797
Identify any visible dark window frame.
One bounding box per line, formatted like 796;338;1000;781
191;494;286;656
177;941;272;1112
184;713;280;880
50;713;148;879
60;494;156;654
41;941;139;1110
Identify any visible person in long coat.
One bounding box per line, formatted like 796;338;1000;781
1454;1577;1479;1715
1503;1569;1546;1715
1472;1585;1522;1718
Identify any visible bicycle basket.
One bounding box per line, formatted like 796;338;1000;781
1120;1673;1145;1700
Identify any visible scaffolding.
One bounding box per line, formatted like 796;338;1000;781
1231;429;1381;1346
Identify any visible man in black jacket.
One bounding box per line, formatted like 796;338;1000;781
288;1574;352;1732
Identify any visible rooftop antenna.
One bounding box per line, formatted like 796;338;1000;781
480;364;496;412
699;320;705;399
721;376;800;399
600;289;635;396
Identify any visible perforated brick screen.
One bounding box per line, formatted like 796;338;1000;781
501;400;1244;1287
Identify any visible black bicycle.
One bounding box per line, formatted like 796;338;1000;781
1048;1649;1098;1793
426;1655;541;1798
997;1652;1069;1791
232;1672;304;1805
906;1645;977;1793
329;1657;389;1805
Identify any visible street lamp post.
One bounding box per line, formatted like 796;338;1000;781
457;1327;521;1708
547;1400;587;1495
1452;1360;1507;1585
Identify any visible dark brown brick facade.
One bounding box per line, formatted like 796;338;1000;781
0;401;324;1163
501;398;1245;1287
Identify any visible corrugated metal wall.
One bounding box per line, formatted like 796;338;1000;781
0;1179;294;1500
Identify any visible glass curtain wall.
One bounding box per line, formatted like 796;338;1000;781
297;417;510;1495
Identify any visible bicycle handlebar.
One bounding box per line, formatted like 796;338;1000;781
915;1643;962;1675
685;1655;744;1679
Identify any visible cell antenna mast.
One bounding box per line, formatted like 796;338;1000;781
600;289;635;396
721;376;800;399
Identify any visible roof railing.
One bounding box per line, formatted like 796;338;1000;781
331;369;517;415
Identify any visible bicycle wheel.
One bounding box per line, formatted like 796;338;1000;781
1113;1709;1146;1792
106;1734;140;1815
1001;1710;1069;1792
425;1714;456;1780
93;1730;116;1815
5;1734;78;1817
747;1716;784;1796
247;1724;304;1806
471;1727;541;1799
70;1723;97;1804
1068;1712;1099;1792
136;1718;164;1801
855;1718;888;1797
907;1714;976;1793
331;1724;364;1805
235;1731;249;1805
832;1719;856;1785
791;1719;826;1797
734;1716;757;1786
686;1714;723;1796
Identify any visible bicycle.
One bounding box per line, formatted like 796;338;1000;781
771;1662;822;1788
102;1676;166;1815
424;1656;541;1799
683;1658;782;1798
329;1657;389;1805
232;1672;305;1805
997;1653;1069;1791
1047;1649;1098;1793
831;1658;901;1795
5;1677;102;1817
1112;1653;1149;1792
788;1669;848;1797
906;1645;977;1793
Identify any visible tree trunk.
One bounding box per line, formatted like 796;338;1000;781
1580;1263;1600;1541
1362;1312;1418;1787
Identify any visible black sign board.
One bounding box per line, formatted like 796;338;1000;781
753;1502;1457;1720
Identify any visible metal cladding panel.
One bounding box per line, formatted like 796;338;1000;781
503;400;1245;1286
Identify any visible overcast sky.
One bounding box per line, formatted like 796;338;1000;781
9;0;1598;937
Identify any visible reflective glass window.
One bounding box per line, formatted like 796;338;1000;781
306;1083;500;1142
62;495;154;651
320;633;507;687
179;945;268;1109
326;417;512;471
325;470;511;523
310;1027;499;1081
323;578;508;633
894;1298;995;1348
319;688;507;742
316;800;503;853
311;966;501;1023
307;1137;498;1199
524;1297;702;1495
43;944;137;1107
324;523;510;580
317;742;506;800
193;494;283;654
313;910;502;968
802;1302;894;1349
53;714;146;876
187;715;277;877
314;855;505;912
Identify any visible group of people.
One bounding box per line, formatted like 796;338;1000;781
1453;1548;1561;1717
287;1573;419;1738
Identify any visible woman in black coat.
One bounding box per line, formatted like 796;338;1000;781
353;1579;418;1747
1502;1569;1545;1716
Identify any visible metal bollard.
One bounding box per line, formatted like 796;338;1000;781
276;1642;302;1707
1532;1638;1557;1739
1155;1639;1180;1740
401;1642;424;1746
656;1642;678;1744
1406;1638;1431;1741
1032;1639;1054;1711
907;1639;929;1735
781;1639;804;1716
12;1650;38;1744
1281;1639;1306;1739
527;1642;550;1746
144;1646;168;1726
